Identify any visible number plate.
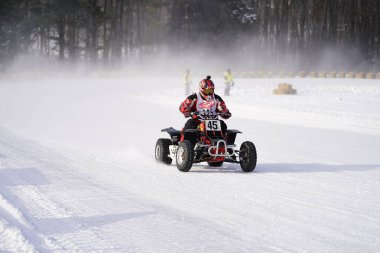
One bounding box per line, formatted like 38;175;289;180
205;120;221;131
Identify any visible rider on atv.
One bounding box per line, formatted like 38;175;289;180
155;75;256;172
179;75;232;145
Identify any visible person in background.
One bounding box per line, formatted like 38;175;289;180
223;69;234;96
183;69;192;95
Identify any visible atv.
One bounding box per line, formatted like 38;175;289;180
155;112;257;172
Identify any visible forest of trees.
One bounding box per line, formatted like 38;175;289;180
0;0;379;72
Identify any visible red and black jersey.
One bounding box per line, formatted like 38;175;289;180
179;92;231;119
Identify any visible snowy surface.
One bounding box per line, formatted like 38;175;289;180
0;76;379;252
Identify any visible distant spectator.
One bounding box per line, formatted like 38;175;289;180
183;69;193;95
223;69;234;96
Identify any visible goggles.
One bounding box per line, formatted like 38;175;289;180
203;87;214;95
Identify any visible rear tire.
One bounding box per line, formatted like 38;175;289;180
239;141;257;172
155;139;172;165
176;140;194;172
207;161;224;167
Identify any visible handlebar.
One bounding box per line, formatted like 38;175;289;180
190;111;222;116
190;111;230;119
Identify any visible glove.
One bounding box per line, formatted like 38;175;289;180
191;112;198;119
220;112;231;119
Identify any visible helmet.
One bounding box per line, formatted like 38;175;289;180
199;76;215;97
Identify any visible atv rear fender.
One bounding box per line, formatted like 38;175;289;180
161;127;181;145
162;127;242;145
226;129;241;145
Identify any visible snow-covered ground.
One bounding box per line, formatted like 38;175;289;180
0;76;379;252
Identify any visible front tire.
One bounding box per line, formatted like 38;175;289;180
176;140;194;172
239;141;257;172
155;139;172;165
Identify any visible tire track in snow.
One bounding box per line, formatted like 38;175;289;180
0;193;37;253
82;145;380;252
0;130;109;252
0;129;263;252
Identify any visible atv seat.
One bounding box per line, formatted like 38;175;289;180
184;129;200;133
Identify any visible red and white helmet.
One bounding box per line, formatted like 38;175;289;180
199;76;215;97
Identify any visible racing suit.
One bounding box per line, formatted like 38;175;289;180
179;92;231;144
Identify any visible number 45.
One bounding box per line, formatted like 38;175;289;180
208;121;218;130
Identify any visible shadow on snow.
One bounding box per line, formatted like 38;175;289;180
256;163;380;173
165;163;380;174
0;167;50;186
36;211;156;235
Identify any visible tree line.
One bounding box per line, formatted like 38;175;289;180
0;0;379;72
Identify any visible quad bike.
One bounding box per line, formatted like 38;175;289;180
155;112;257;172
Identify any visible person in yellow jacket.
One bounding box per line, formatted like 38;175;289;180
223;69;234;96
183;69;192;95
